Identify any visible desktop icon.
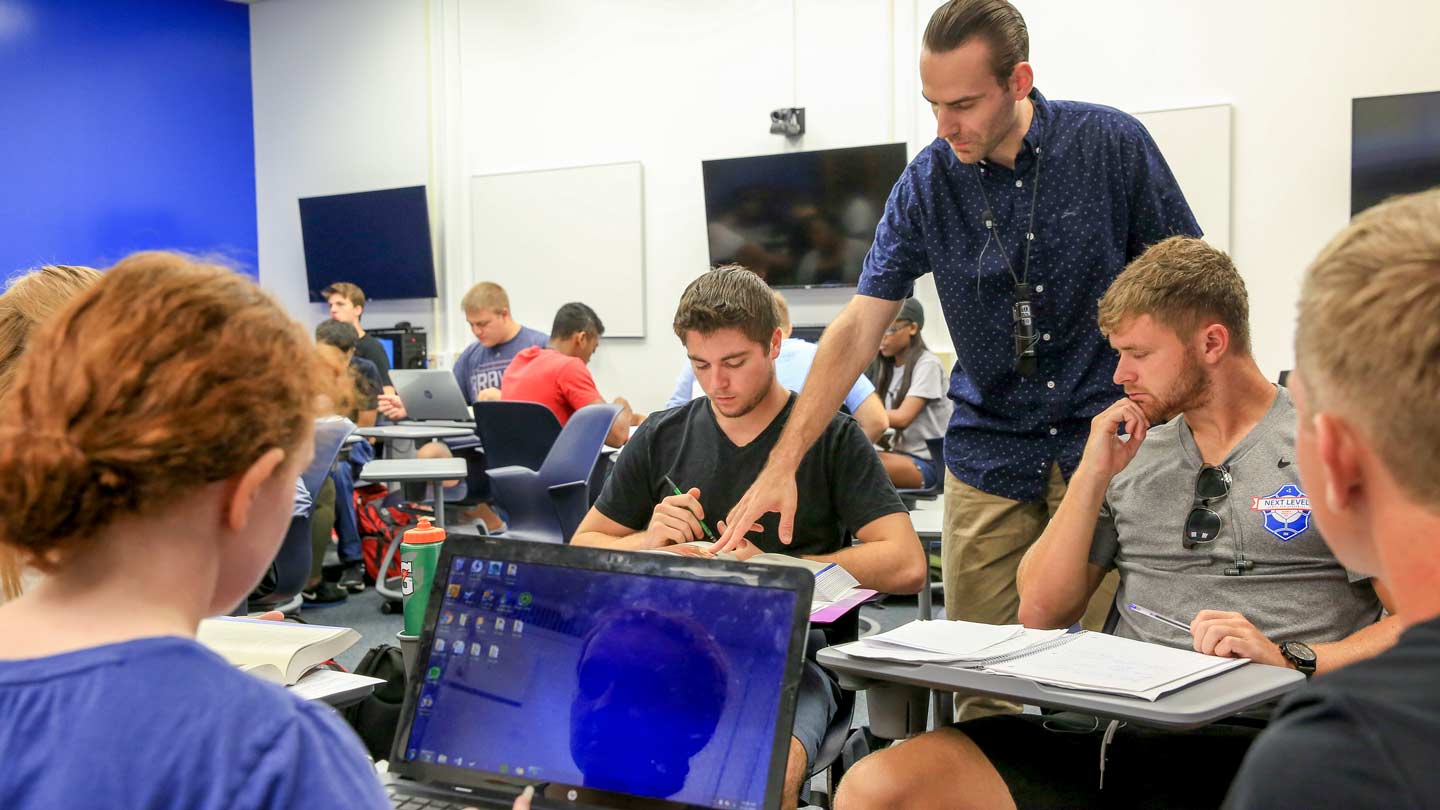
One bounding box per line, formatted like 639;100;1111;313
507;563;518;576
421;751;435;763
452;558;466;573
440;611;454;625
518;592;533;607
420;695;434;708
462;589;475;601
446;584;461;598
499;764;508;774
426;666;441;681
516;767;525;776
488;561;503;576
408;748;418;760
438;754;447;765
433;638;445;652
481;589;495;604
512;619;524;635
451;639;465;654
489;644;500;659
470;642;483;657
495;618;506;632
459;613;469;626
471;559;486;573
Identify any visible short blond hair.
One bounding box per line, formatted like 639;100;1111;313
771;291;791;331
1297;188;1440;507
1098;236;1251;355
461;281;509;314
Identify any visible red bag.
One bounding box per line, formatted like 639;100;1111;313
356;485;436;585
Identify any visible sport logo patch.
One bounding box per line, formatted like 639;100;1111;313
1250;484;1311;542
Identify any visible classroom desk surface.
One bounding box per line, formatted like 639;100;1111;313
356;424;475;441
910;505;943;541
360;458;469;482
817;644;1304;732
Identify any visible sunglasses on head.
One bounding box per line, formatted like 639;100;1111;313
1183;464;1231;549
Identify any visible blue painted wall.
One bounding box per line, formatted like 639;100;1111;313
0;0;257;281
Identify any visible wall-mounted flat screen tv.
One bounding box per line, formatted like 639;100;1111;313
300;185;437;301
701;143;908;288
1352;90;1440;216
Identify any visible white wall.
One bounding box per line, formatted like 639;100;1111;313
250;0;436;336
250;0;1440;405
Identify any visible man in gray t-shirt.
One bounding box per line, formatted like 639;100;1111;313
836;236;1402;810
1094;385;1382;648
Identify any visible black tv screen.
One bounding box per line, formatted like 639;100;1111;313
1352;90;1440;216
300;186;437;301
701;143;907;288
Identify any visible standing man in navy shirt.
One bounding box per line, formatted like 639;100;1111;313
718;0;1200;652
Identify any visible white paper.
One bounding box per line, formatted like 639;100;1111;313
288;669;386;702
863;620;1026;656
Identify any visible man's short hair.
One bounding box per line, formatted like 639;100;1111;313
771;291;791;331
461;281;509;314
1098;236;1252;356
551;302;604;340
315;318;360;353
1297;188;1440;508
673;265;778;347
321;282;365;310
922;0;1029;84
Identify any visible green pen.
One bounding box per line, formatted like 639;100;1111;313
663;474;717;540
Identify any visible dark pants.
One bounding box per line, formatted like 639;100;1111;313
308;477;337;581
955;712;1263;809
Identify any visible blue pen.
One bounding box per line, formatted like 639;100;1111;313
1127;603;1191;633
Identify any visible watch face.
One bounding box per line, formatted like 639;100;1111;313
1284;641;1317;663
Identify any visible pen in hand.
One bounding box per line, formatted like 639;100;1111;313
663;474;716;540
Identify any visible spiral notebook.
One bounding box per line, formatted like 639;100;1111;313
838;620;1248;701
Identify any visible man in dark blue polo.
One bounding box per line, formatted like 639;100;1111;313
717;0;1199;655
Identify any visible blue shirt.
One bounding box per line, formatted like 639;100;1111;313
451;325;548;402
858;89;1200;501
0;636;388;810
665;337;878;413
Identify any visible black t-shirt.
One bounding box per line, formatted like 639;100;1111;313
594;393;905;556
354;333;393;389
1223;614;1440;810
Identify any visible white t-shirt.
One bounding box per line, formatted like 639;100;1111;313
883;350;951;458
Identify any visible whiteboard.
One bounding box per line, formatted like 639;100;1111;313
1134;104;1232;252
468;161;646;337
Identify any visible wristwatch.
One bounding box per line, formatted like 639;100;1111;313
1279;640;1317;676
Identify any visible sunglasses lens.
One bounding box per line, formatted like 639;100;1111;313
1195;466;1230;500
1185;508;1221;545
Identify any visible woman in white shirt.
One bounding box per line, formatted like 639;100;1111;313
867;298;952;489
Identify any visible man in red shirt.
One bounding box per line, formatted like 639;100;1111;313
501;302;635;447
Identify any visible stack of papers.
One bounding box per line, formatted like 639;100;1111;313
843;620;1068;664
837;619;1249;701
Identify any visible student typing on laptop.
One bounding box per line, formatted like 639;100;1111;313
835;237;1400;810
571;265;927;808
379;281;548;420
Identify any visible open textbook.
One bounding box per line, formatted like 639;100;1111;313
837;620;1249;701
652;541;874;615
198;616;361;685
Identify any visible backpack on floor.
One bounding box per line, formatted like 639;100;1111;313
357;484;403;585
342;643;409;760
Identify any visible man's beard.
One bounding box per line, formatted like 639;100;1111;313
1145;350;1212;423
714;383;771;417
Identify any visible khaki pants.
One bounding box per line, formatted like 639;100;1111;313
941;463;1119;719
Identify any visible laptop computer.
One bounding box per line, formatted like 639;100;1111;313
384;535;815;810
392;369;474;422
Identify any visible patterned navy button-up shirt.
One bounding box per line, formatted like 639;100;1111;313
858;89;1201;502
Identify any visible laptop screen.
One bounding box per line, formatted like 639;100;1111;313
400;551;800;810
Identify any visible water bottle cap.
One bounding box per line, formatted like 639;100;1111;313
403;516;446;544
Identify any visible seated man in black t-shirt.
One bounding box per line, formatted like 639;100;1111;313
1221;190;1440;808
572;264;927;809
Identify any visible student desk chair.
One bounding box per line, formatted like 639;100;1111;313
487;403;622;544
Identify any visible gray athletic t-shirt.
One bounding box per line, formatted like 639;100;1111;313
1090;386;1382;648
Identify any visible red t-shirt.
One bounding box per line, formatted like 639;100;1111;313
500;346;601;425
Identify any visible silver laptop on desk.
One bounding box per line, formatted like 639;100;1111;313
384;537;814;810
392;369;474;422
